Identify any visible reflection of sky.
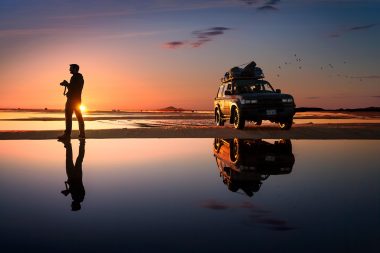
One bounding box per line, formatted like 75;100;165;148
0;139;379;252
0;0;379;110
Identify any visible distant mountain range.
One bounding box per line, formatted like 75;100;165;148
158;106;186;111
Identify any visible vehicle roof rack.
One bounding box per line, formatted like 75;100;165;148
221;76;265;83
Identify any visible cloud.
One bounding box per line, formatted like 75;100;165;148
329;23;377;38
191;27;231;47
306;96;321;99
163;41;186;49
372;96;380;98
239;0;260;5
163;26;231;49
257;5;278;11
349;23;376;31
350;75;380;79
257;0;281;11
0;28;60;37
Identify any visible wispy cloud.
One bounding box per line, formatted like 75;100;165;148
191;27;231;47
49;10;131;20
257;5;278;11
329;23;377;38
257;0;281;11
163;26;231;49
239;0;260;5
350;75;380;79
0;28;61;37
163;41;187;49
349;24;377;31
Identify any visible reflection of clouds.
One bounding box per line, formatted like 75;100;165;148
201;199;295;231
201;199;230;210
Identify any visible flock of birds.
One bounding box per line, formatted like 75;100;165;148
273;54;363;82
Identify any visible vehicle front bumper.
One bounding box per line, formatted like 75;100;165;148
240;105;295;121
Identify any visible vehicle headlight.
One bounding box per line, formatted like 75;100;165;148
240;99;246;104
282;98;293;103
250;99;258;104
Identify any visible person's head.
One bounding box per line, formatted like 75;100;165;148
69;64;80;74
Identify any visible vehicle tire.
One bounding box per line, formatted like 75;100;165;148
232;107;245;129
254;120;262;126
279;119;293;130
230;138;240;163
213;138;222;152
215;109;224;126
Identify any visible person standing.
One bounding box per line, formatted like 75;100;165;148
58;64;85;140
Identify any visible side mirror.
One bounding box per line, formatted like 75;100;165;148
276;89;281;93
224;90;232;95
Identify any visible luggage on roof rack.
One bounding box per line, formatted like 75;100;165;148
221;61;264;83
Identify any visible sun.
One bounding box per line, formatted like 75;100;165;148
79;105;87;112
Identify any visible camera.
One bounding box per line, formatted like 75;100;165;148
60;80;68;86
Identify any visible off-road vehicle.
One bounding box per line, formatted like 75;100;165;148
214;78;296;129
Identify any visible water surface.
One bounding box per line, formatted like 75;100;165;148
0;139;379;252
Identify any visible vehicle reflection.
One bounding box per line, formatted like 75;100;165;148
213;138;295;197
60;140;86;211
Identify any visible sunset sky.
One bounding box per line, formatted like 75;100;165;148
1;0;379;110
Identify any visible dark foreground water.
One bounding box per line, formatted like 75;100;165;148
0;139;379;253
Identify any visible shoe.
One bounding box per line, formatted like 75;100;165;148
57;134;70;141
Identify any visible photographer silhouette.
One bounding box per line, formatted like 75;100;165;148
58;64;85;140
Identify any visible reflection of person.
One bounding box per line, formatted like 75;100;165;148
58;64;85;140
61;140;86;211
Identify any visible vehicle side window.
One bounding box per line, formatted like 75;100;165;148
217;85;225;98
216;87;221;98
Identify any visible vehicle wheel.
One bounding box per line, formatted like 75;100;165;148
232;107;245;129
254;120;262;126
213;138;222;152
215;109;224;126
279;119;293;130
230;138;240;163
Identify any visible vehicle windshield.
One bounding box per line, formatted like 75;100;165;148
235;80;275;94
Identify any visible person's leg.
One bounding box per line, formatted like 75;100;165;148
74;104;85;137
65;101;74;136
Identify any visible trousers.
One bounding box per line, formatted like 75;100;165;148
65;99;85;136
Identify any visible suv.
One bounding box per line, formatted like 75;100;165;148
214;78;295;129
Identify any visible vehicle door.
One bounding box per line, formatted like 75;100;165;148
215;85;226;115
223;82;232;116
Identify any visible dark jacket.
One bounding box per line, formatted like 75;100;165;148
66;73;84;101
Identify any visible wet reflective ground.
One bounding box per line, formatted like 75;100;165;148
0;139;379;253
